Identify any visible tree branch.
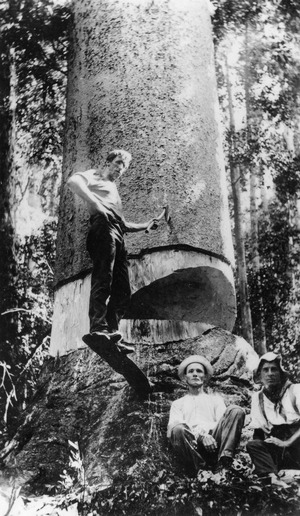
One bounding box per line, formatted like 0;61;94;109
1;308;51;325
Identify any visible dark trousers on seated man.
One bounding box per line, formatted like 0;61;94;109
170;406;245;476
247;424;300;476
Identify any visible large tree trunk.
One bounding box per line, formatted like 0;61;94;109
51;0;236;356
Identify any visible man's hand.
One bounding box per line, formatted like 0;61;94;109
125;208;166;233
265;436;289;448
265;426;300;449
202;435;218;452
145;207;168;233
145;218;159;233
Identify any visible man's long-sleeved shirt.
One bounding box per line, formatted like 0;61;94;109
167;392;226;438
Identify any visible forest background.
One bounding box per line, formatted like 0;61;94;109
0;0;299;450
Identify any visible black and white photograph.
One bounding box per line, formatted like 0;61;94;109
0;1;300;514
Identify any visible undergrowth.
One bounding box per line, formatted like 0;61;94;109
56;451;300;516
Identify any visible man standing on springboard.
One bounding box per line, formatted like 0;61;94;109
67;149;161;354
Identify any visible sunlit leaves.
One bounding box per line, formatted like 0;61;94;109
0;0;70;165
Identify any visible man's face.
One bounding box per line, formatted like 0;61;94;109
185;363;206;388
260;360;281;389
107;156;126;180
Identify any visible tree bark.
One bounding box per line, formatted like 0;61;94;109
225;54;254;347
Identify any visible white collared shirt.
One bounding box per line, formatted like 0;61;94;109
167;392;226;438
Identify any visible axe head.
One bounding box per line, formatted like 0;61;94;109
163;204;171;223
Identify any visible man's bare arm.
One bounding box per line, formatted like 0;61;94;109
67;173;109;217
123;219;158;233
265;427;300;448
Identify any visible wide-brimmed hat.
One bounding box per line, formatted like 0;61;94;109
178;355;213;381
253;352;288;384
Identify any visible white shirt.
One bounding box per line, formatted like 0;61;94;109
167;392;226;438
75;169;124;219
249;384;300;430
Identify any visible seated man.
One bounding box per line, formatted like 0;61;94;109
247;352;300;487
167;355;245;476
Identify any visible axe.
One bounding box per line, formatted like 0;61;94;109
145;205;170;233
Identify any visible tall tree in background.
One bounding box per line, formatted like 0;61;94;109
213;0;262;350
243;20;267;355
246;0;300;371
0;0;69;437
0;1;19;433
225;53;254;347
214;0;300;367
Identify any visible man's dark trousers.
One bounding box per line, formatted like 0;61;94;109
87;212;131;333
170;405;245;476
247;424;300;475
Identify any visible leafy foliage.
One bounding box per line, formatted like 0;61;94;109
0;0;69;165
247;199;300;379
0;0;69;439
59;452;300;516
0;221;57;440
